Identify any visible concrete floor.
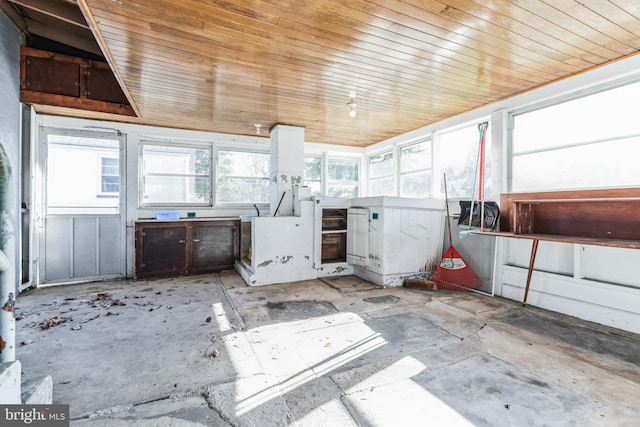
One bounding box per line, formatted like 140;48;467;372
14;271;640;426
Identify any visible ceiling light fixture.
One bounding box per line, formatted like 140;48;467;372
347;101;357;117
254;124;262;135
347;91;357;117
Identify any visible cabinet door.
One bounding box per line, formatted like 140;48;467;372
347;208;369;266
136;226;187;278
191;224;237;272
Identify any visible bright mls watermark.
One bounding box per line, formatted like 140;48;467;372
1;405;69;426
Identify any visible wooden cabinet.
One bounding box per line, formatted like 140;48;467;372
135;219;240;279
321;209;347;263
499;188;640;248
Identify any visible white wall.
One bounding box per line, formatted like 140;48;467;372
35;115;365;278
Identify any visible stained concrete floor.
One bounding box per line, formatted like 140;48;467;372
14;271;640;426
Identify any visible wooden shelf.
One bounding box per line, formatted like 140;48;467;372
473;231;640;250
477;188;640;305
501;188;640;242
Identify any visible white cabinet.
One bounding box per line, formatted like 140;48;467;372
347;208;369;266
349;197;445;287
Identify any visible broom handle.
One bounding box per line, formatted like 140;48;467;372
443;173;453;248
478;122;488;231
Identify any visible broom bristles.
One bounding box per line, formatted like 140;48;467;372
431;246;482;291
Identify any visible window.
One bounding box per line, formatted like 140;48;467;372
141;143;211;205
304;156;322;196
217;149;269;204
368;151;394;196
437;122;491;198
100;157;119;194
46;134;121;214
400;140;432;198
512;80;640;191
327;158;359;198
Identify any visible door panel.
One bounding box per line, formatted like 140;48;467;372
73;217;98;278
98;217;123;275
39;129;125;285
44;217;71;281
347;208;369;266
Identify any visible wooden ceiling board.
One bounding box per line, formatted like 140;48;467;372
41;0;640;146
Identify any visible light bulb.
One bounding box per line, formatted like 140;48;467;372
347;101;357;117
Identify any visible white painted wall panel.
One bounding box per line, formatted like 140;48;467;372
249;201;318;286
579;245;640;287
506;239;573;276
502;266;640;334
449;225;495;293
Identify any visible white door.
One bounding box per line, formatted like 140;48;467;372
36;128;125;285
347;208;369;266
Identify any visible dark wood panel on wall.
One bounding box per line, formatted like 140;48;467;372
24;55;80;97
20;47;135;116
500;188;640;242
86;65;129;105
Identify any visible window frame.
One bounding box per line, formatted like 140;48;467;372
509;78;640;193
215;146;271;206
433;120;491;199
139;140;213;208
99;155;120;196
304;154;324;196
368;149;395;197
399;138;432;199
326;156;360;198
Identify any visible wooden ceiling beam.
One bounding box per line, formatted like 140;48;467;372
26;18;102;55
6;0;88;28
0;0;27;31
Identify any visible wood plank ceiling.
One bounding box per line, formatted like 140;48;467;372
8;0;640;147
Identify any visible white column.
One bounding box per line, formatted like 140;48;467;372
269;125;305;216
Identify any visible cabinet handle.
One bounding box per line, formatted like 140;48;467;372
193;239;201;242
178;239;185;243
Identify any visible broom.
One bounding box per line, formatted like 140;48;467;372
431;173;483;291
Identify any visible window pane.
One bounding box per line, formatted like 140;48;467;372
369;177;394;196
141;144;211;205
306;181;322;196
144;176;210;204
328;158;359;181
369;151;393;178
327;182;358;198
304;156;322;180
217;150;270;204
400;140;431;198
101;157;119;193
217;177;269;203
401;171;432;198
512;80;640;192
328;158;359;198
513;137;640;192
304;156;322;196
47;135;120;214
401;141;431;172
143;145;210;175
438;123;491;198
514;81;640;154
218;150;269;177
